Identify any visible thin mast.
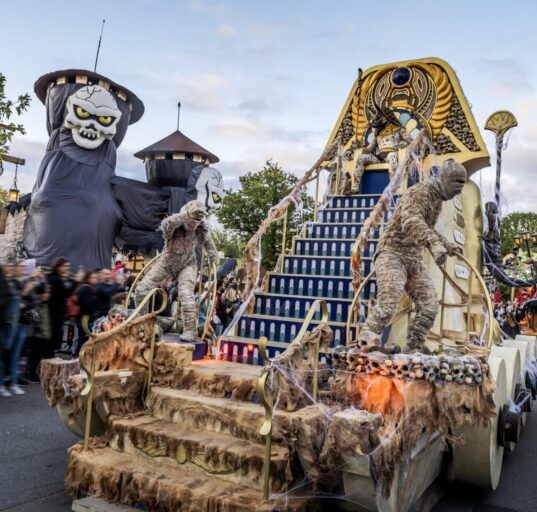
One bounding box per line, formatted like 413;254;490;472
93;19;106;73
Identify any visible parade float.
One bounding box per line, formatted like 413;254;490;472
37;57;537;512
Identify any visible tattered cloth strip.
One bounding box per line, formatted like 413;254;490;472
40;358;81;407
268;324;333;412
351;129;428;292
242;138;341;299
80;313;158;372
328;368;496;495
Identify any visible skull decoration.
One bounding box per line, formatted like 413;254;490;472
195;166;225;214
64;85;122;150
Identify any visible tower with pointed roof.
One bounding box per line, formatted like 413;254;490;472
134;103;219;190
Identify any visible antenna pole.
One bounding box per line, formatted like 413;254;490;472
177;102;181;131
93;19;106;73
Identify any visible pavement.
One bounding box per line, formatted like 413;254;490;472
0;383;77;512
0;384;536;512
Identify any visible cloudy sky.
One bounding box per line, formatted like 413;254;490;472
2;0;537;213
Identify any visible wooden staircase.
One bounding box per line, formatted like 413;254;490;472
66;360;321;511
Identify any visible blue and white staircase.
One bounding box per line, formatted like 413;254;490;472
219;171;395;365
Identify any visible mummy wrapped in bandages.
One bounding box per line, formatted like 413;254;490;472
135;201;218;341
359;159;467;353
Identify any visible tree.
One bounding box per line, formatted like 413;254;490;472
500;211;537;257
0;73;31;160
216;160;314;269
0;187;9;208
210;229;243;259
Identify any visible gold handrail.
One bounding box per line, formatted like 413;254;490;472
201;262;218;353
345;252;493;349
81;287;167;450
346;270;374;346
124;252;163;308
256;298;328;502
257;372;273;501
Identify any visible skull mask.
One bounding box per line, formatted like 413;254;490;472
64;85;122;150
195;166;225;214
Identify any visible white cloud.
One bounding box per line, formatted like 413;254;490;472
215;24;236;38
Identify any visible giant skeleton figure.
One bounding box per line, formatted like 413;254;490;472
359;159;467;353
135;201;218;341
23;70;226;270
350;114;412;194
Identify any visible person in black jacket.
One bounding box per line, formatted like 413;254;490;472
0;265;14;397
502;312;521;339
95;268;123;318
47;257;75;357
73;271;99;356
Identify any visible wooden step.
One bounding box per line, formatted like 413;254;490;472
67;444;314;512
109;414;292;492
146;387;271;443
152;359;262;401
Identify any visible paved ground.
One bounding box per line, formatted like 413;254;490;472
0;384;77;512
0;384;535;511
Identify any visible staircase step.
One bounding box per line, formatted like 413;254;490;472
109;414;292;492
253;293;352;323
237;314;355;347
153;359;262;401
327;194;381;209
294;237;378;257
305;222;379;239
283;254;371;277
146;387;270;442
267;272;377;298
318;207;393;224
218;335;289;363
67;444;312;512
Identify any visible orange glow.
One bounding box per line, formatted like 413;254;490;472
354;374;407;417
247;344;254;351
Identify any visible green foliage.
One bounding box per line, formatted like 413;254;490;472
216;160;314;269
500;211;537;256
210;229;243;259
0;73;31;159
0;186;9;208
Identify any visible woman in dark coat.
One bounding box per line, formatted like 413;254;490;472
47;257;75;357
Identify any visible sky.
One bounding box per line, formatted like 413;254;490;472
2;0;537;214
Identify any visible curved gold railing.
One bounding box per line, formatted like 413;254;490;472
345;252;494;351
256;299;328;502
125;252;163;308
80;287;167;450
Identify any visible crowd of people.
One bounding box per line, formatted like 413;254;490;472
0;256;131;398
213;276;243;336
0;252;245;398
494;298;527;339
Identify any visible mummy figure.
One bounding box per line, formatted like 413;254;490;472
135;201;218;341
346;113;412;194
358;159;467;353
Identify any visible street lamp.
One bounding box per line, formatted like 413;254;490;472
532;232;537;246
521;230;532;259
8;163;20;202
513;233;523;247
